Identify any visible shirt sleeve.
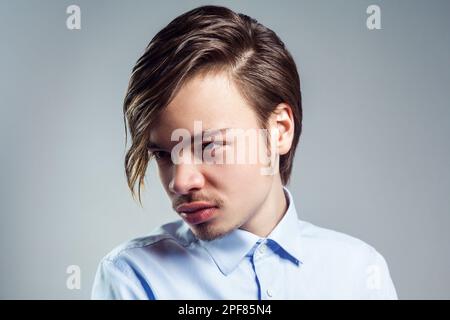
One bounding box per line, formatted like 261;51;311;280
91;258;155;300
365;249;398;300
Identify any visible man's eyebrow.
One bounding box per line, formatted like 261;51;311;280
147;128;232;150
200;127;232;139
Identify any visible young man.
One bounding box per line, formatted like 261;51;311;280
92;5;397;299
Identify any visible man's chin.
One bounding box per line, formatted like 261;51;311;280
191;223;233;241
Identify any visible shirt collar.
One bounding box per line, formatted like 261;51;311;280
265;187;303;266
197;186;303;276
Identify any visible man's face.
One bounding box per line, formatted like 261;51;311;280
148;71;277;241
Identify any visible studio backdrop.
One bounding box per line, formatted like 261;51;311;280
0;0;449;299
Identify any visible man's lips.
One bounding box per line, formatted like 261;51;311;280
176;201;217;213
176;201;218;225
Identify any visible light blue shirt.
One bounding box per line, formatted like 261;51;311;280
92;187;397;299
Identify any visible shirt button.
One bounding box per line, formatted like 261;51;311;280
266;289;273;298
258;244;266;254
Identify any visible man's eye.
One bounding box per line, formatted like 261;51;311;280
202;141;224;150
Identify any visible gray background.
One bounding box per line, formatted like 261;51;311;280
1;0;449;299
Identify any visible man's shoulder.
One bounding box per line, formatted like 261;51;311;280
101;219;195;264
296;219;397;299
297;219;381;260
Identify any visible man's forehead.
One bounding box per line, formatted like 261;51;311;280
153;72;248;124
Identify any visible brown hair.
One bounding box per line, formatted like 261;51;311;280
123;5;302;204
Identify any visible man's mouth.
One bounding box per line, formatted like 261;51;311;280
176;202;218;225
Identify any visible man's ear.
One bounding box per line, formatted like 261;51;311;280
270;103;295;155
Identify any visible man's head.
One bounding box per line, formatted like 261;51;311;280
123;5;302;240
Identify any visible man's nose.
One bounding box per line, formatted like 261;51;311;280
168;162;205;195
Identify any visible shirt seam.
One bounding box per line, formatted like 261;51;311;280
104;235;192;263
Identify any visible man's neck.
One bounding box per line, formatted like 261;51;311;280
239;177;288;238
